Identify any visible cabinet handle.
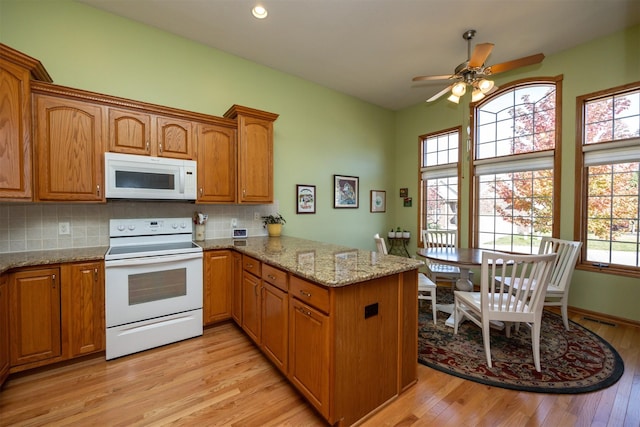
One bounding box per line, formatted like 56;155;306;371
247;263;253;268
298;307;312;317
268;274;276;281
94;268;98;282
146;141;150;152
159;142;163;154
51;274;57;289
299;290;312;298
96;184;100;196
242;188;246;197
199;188;203;196
253;283;258;296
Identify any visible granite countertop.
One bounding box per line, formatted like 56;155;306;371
0;236;422;287
198;236;423;287
0;246;110;275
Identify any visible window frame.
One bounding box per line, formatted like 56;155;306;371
470;76;563;252
419;126;462;247
574;81;640;278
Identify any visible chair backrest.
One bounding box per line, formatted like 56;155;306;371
373;233;388;254
537;237;582;292
422;229;457;249
481;250;557;319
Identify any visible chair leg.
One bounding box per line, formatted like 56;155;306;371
431;289;437;325
561;299;570;331
532;318;542;372
482;319;492;368
453;299;460;334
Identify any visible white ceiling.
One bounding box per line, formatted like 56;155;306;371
79;0;640;111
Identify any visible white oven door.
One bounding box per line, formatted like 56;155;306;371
105;252;203;328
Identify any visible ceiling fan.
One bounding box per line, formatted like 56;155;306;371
413;30;544;103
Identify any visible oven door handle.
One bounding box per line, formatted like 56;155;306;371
105;252;203;268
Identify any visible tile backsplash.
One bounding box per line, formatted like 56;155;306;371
0;201;277;253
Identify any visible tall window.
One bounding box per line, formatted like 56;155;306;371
472;78;561;254
576;82;640;276
420;127;460;243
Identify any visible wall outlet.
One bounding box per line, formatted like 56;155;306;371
231;218;238;228
58;222;70;235
254;212;261;221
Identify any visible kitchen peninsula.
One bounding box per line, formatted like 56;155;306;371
0;236;421;426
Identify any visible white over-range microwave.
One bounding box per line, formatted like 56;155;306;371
104;152;197;201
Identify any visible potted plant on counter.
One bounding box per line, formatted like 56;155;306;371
262;213;286;237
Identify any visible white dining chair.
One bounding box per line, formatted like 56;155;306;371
497;237;582;331
375;233;437;324
454;250;557;372
422;229;472;289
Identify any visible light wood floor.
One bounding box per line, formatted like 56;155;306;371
1;309;639;427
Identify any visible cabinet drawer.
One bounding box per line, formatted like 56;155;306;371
262;264;288;292
290;275;330;314
243;255;261;277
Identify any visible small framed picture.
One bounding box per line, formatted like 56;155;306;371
296;184;316;214
334;175;359;208
400;188;408;197
404;197;412;207
370;190;386;213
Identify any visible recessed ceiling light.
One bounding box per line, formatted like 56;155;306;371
252;5;268;19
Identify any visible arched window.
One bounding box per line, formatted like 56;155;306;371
471;77;562;253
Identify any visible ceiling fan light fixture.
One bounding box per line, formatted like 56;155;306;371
252;5;268;19
471;89;485;102
447;94;460;104
478;79;494;93
451;82;466;97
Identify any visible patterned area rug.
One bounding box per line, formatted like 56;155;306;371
418;288;624;393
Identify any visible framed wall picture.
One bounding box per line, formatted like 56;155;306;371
334;175;359;208
296;184;316;214
370;190;386;213
400;188;408;197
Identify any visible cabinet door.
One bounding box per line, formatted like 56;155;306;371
203;250;233;325
63;261;105;357
289;298;330;418
9;268;61;366
237;115;273;203
242;271;261;344
231;251;243;325
33;94;105;201
0;58;32;200
262;282;288;373
157;116;193;159
108;108;152;155
195;123;236;203
0;275;9;386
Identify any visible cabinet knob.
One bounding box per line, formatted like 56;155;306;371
146;141;150;152
96;184;101;196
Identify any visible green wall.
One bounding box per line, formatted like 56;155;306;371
1;0;638;322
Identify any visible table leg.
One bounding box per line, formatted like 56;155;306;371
437;267;472;327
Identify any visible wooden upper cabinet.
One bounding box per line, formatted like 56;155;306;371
196;123;236;202
224;105;278;204
33;93;105;202
156;116;193;159
108;108;151;155
0;44;51;201
108;107;194;159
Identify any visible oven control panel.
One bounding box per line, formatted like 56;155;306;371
110;218;192;237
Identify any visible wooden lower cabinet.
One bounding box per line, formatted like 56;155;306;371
231;252;243;325
289;297;330;419
9;267;62;367
242;269;262;343
203;250;233;325
7;261;106;374
0;275;9;386
62;261;105;357
261;282;288;373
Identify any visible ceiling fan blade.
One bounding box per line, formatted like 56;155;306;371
426;84;453;102
487;53;545;75
412;74;454;82
468;43;494;68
